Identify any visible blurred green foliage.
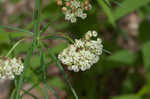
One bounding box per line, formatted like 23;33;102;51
0;0;150;99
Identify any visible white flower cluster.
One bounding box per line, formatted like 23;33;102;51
57;0;92;23
0;57;24;80
58;30;103;72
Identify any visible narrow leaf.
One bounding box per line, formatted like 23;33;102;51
0;25;33;34
33;0;41;51
97;0;116;26
142;41;150;83
39;47;59;99
16;46;33;99
39;13;63;34
112;94;141;99
108;50;136;65
21;82;40;97
113;0;150;21
10;89;16;99
43;43;79;99
22;89;38;99
39;48;49;99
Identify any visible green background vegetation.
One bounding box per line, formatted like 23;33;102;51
0;0;150;99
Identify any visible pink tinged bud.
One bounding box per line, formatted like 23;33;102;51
66;2;71;7
62;7;67;13
57;0;63;6
88;4;92;10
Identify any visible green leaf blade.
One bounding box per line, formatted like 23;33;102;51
97;0;116;26
113;0;150;21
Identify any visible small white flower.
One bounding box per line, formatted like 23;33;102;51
97;38;102;43
85;31;92;38
81;66;87;71
0;57;24;80
71;17;77;23
65;10;72;20
72;65;79;72
81;13;87;19
70;0;80;8
75;39;84;48
92;31;98;37
76;8;83;17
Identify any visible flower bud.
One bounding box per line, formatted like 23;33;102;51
66;1;71;7
57;0;63;6
62;7;67;13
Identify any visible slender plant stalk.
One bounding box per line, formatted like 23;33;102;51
13;0;78;98
33;0;41;51
111;0;123;8
21;82;40;97
42;43;79;99
39;23;51;34
39;13;63;34
48;48;79;99
15;45;33;99
39;47;49;99
10;89;16;99
63;35;75;43
16;1;42;97
6;39;24;57
39;47;59;99
102;49;111;55
46;83;59;99
103;0;111;8
44;35;74;44
22;89;38;99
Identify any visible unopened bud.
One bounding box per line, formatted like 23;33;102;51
57;0;63;6
85;4;92;10
84;0;89;5
88;4;92;10
62;7;67;13
66;1;71;7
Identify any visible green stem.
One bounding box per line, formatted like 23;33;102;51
22;89;38;99
42;43;79;99
102;49;111;55
39;47;49;99
33;0;41;51
21;82;40;97
15;45;33;99
39;13;63;34
63;35;74;43
43;33;75;44
6;39;24;57
10;89;16;99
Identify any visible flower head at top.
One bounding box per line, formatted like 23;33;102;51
57;0;92;23
58;30;103;72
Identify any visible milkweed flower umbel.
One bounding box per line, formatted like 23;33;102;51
57;0;92;23
0;57;24;80
58;30;103;72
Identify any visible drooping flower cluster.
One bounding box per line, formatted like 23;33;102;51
57;0;92;23
0;57;24;80
58;30;103;72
